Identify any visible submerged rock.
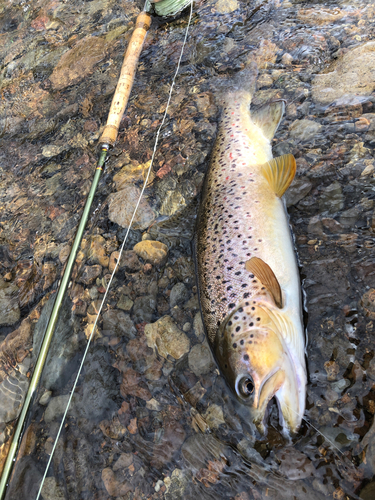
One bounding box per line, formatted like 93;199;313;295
108;185;155;231
133;240;168;266
0;276;20;326
312;42;375;105
144;316;190;360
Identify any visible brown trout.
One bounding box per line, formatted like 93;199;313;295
195;63;307;434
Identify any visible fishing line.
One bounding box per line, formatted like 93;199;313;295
35;2;194;498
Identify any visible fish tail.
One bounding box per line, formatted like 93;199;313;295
216;61;258;104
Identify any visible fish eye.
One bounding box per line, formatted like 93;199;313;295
238;377;254;398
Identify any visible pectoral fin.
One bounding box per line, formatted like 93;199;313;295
245;257;282;308
261;154;296;198
252;101;285;140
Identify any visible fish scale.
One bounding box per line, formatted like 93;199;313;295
195;63;307;434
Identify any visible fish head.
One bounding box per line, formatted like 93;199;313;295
215;300;305;435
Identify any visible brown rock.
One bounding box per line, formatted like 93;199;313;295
120;368;151;401
50;36;108;90
77;265;102;285
133;240;168;266
324;360;340;381
144;316;190;360
102;468;132;497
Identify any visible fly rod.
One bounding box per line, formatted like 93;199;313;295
0;0;193;497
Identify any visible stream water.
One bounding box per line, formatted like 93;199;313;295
1;0;375;499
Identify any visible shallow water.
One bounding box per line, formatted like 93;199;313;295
0;0;375;499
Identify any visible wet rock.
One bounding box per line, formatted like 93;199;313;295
0;318;32;423
215;0;239;14
144;316;190;360
108;185;155;231
113;452;133;471
113;159;153;190
359;481;375;500
39;390;52;406
170;282;190;308
164;469;189;500
285;177;313;207
40;476;66;500
117;294;134;312
193;311;205;342
312;42;375;105
88;234;109;268
0;276;20;326
5;456;42;500
133;240;168;266
44;394;70;424
182;434;226;471
203;404;225;429
319;181;344;215
289;119;322;142
74;345;121;421
33;296;79;391
77;264;102;285
132;295;157;323
276;447;315;480
102;467;133;497
102;309;136;339
120;367;151;401
188;343;215;376
50;36;108;90
237;438;264;465
324;361;340;381
151;414;186;469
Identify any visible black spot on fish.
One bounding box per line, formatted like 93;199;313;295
257;317;260;321
236;326;240;332
244;293;250;298
229;303;235;309
233;343;237;348
244;354;249;360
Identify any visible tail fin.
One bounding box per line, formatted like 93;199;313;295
214;62;258;103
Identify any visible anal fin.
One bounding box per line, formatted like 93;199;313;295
245;257;282;308
261;154;296;198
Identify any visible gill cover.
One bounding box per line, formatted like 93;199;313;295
215;300;306;434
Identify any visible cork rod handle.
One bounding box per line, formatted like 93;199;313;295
100;12;152;146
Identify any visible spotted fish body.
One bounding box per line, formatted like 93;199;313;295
196;64;307;434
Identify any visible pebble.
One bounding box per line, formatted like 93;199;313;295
146;398;161;411
116;294;134;312
203;404;225;429
113;453;133;471
361;289;375;320
88;234;109;268
170;282;190;308
39;390;52;406
215;0;239;14
144;316;190;360
77;265;102;285
188;343;215;376
193;311;205;342
324;360;340;381
133;240;168;266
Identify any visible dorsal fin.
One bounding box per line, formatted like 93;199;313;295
252;101;285;140
245;257;282;308
261;154;296;198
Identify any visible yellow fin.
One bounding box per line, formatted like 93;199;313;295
245;257;282;308
261;154;296;198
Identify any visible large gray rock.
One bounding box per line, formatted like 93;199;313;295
312;42;375;105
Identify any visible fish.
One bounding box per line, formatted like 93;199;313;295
195;62;307;434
